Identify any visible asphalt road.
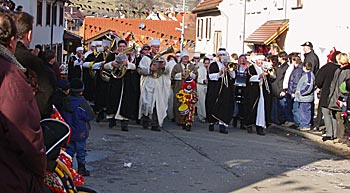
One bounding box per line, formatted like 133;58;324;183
82;119;350;193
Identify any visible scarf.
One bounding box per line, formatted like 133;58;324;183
0;44;26;72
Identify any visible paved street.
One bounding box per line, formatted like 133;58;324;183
82;119;350;193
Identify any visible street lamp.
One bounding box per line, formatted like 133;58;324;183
180;0;185;52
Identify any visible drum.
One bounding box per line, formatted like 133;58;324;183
235;86;245;104
178;103;189;115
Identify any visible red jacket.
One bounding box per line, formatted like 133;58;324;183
0;57;46;193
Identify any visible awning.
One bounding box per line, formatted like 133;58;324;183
245;20;289;45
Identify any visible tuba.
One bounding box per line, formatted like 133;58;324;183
100;43;136;81
151;45;174;78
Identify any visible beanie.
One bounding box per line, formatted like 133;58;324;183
70;78;84;93
57;79;70;91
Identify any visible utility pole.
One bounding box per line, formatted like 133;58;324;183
242;0;246;53
180;0;185;52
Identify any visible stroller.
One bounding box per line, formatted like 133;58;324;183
41;118;99;193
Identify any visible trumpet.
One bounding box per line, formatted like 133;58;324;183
100;43;136;81
151;45;174;78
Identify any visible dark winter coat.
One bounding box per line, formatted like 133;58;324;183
315;62;338;108
328;64;350;111
271;62;289;98
62;95;94;141
287;64;303;95
304;50;320;75
0;56;46;193
15;41;55;118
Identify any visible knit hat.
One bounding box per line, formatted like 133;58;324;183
70;78;84;93
57;79;70;91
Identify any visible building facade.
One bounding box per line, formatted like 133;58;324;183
194;0;350;65
15;0;65;62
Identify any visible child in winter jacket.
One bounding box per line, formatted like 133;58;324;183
62;78;94;176
295;62;315;130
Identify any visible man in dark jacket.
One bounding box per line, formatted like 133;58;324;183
14;11;54;118
301;41;320;128
271;51;289;125
316;50;340;141
301;41;320;75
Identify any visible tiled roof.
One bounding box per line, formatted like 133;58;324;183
84;17;195;51
65;6;85;20
192;0;223;13
245;20;289;45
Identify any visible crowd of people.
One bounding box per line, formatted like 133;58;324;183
2;3;350;193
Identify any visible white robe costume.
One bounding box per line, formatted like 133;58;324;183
138;56;171;127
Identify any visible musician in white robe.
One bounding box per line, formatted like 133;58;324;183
138;39;171;131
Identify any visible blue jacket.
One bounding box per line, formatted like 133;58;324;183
62;95;94;141
287;64;303;95
295;71;315;102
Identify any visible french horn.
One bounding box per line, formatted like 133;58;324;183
151;45;174;78
100;43;136;81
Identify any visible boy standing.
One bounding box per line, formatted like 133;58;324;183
62;78;94;176
295;62;315;131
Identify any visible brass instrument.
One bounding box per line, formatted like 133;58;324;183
151;45;174;78
226;62;237;72
100;43;136;81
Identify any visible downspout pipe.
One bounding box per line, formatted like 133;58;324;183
50;0;58;49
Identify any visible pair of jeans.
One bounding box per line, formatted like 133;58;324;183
66;140;87;164
278;97;288;123
299;102;312;128
285;94;294;122
270;96;279;124
292;100;300;127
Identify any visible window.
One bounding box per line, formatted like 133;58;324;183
291;0;303;9
46;3;51;26
197;18;204;40
205;18;212;40
36;1;42;26
297;0;302;7
205;18;209;39
52;4;57;26
213;31;222;53
59;5;64;26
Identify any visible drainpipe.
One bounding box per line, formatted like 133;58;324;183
50;0;58;49
220;10;229;49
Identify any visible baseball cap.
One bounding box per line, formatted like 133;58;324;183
301;41;313;48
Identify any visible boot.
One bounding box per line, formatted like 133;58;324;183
219;125;228;134
108;119;116;128
151;126;161;132
186;125;191;131
78;163;90;176
232;117;238;128
247;126;253;133
142;116;150;129
96;111;104;123
121;120;128;131
181;124;186;130
209;124;214;131
256;126;265;136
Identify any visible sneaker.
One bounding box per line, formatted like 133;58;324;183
299;127;310;131
151;126;161;132
282;121;294;127
209;124;214;131
311;126;319;131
